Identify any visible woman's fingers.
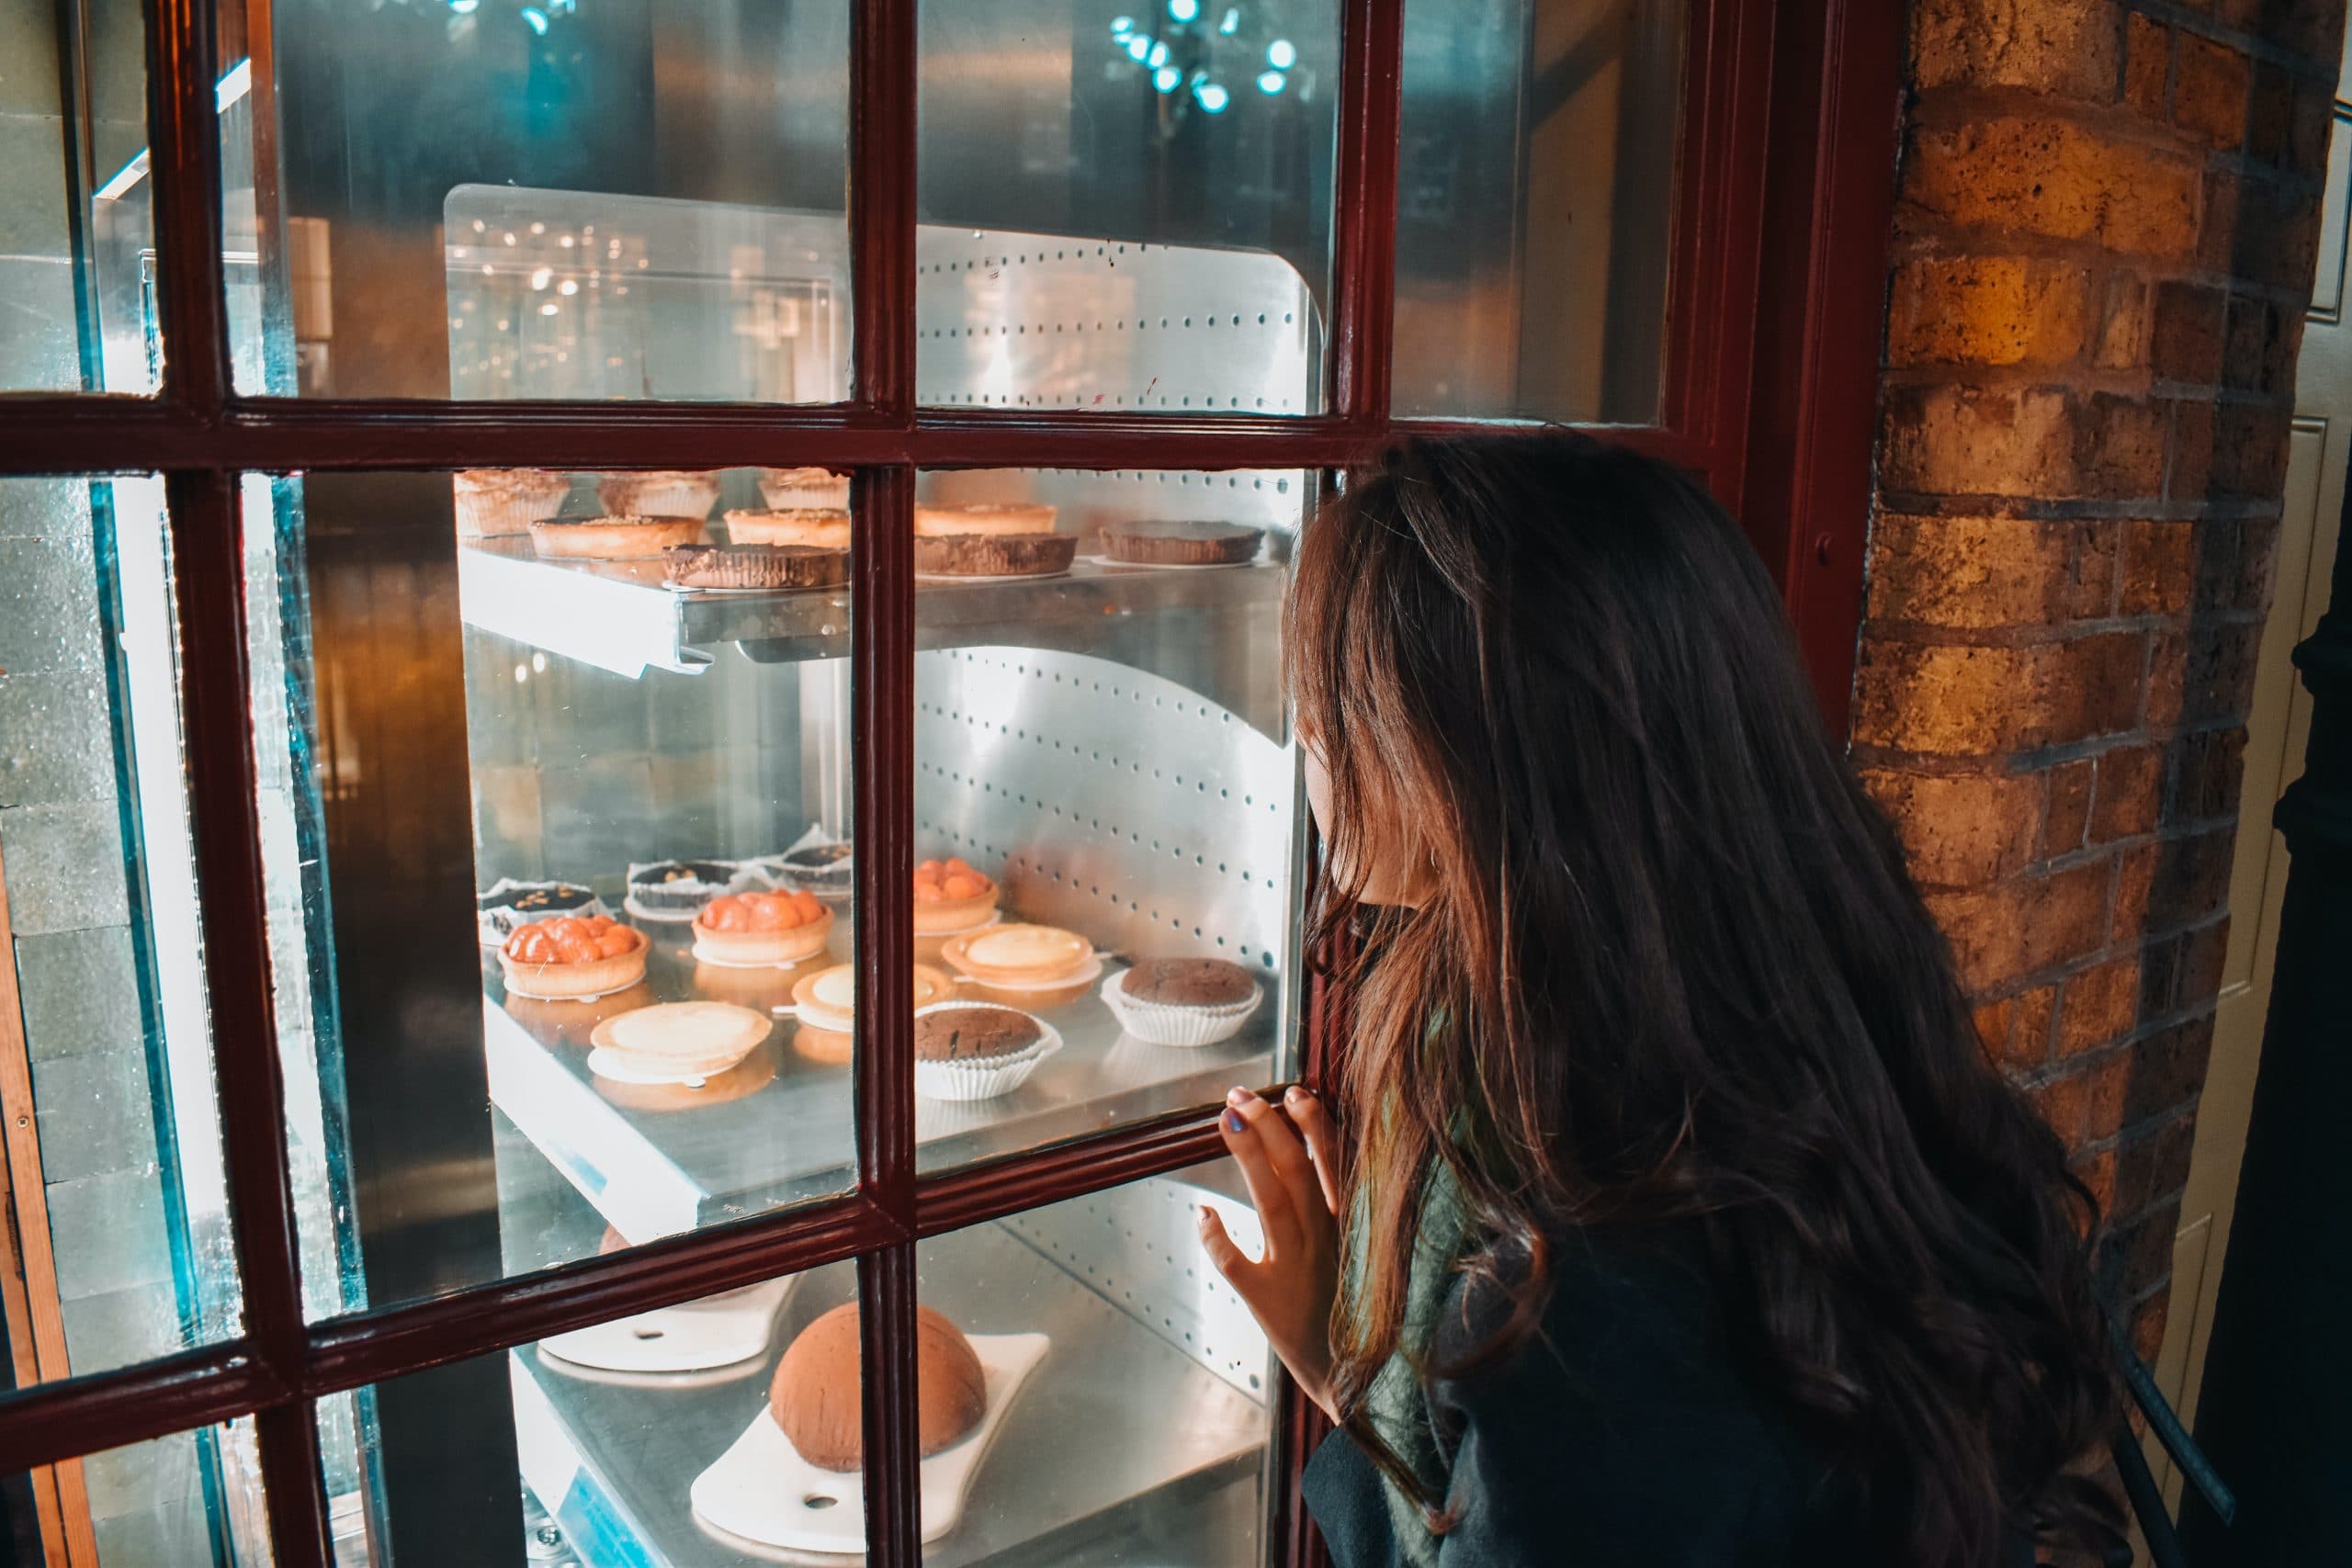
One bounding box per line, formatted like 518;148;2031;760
1195;1203;1253;1286
1232;1088;1324;1234
1283;1086;1343;1215
1220;1093;1303;1257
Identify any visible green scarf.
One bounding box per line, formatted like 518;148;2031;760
1349;1156;1472;1567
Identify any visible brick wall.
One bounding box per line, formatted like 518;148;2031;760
1853;0;2345;1364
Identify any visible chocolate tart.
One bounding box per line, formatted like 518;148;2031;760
663;542;846;591
914;532;1078;579
1100;519;1264;566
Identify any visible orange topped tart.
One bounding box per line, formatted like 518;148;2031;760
692;889;834;967
912;856;998;934
499;915;650;999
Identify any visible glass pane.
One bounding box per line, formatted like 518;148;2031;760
0;0;149;389
231;0;851;399
917;1162;1276;1562
2;1420;271;1566
0;477;243;1382
910;469;1304;1174
917;0;1336;414
244;469;857;1317
1395;0;1686;423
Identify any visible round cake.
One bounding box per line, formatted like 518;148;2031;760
1100;520;1264;566
914;1004;1045;1063
913;532;1077;579
663;542;845;591
943;924;1091;987
770;1303;987;1472
528;514;707;560
913;502;1057;538
724;508;853;550
1120;957;1258;1006
1102;956;1263;1047
588;1000;772;1080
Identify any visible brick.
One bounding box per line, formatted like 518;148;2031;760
2123;15;2169;118
2167;399;2215;502
2143;918;2231;1014
2289;79;2334;178
1882;385;2074;498
1913;0;2123;100
2248;62;2296;165
1882;386;2167;502
2112;1111;2199;1217
1927;860;2112;990
2058;954;2143;1053
2202;174;2324;294
2151;280;2227;383
1887;255;2093;367
2033;1045;2132;1146
1865;514;2116;628
2222;295;2300;395
2174;35;2251;148
2147;624;2260;732
1978;983;2058;1070
2044;757;2096;855
2091;742;2164;841
2093;273;2151;368
2114;826;2237;940
2214;514;2281;614
2120;519;2196;615
1860;766;2044;886
1852;633;2143;754
2165;727;2249;825
1904;118;2199;259
2124;1013;2218;1122
2073;393;2171;498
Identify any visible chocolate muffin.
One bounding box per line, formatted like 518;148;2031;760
771;1303;986;1471
915;1005;1045;1062
663;542;846;591
1100;520;1264;566
1120;957;1259;1006
914;532;1078;579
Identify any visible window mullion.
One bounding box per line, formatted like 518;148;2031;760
852;0;920;416
859;1243;922;1566
162;468;331;1563
143;0;232;417
1329;0;1406;427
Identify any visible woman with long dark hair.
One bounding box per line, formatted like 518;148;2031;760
1201;434;2123;1565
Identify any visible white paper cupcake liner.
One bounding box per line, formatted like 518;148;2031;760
1099;970;1262;1047
911;1006;1061;1100
453;485;568;538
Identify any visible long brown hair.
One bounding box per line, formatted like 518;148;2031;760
1287;434;2121;1564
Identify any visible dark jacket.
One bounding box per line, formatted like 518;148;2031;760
1301;1231;1871;1567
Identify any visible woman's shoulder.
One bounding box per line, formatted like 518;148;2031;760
1423;1224;1861;1562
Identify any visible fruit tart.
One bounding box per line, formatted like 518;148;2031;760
692;888;835;967
912;856;999;935
499;914;650;1000
937;922;1100;1007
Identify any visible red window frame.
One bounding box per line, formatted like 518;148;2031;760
0;0;1902;1562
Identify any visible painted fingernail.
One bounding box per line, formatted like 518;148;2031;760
1223;1109;1247;1134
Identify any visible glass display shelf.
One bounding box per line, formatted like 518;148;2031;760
511;1179;1270;1568
458;537;1288;715
486;931;1275;1240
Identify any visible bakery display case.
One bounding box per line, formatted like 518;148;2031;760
0;0;1906;1561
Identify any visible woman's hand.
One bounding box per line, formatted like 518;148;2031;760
1199;1085;1344;1421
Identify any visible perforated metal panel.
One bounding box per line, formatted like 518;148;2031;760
914;646;1295;977
915;230;1320;416
1001;1177;1272;1399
